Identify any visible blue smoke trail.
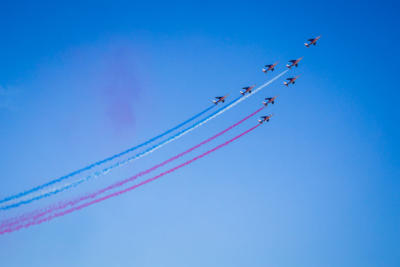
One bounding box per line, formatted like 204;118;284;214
0;104;216;206
1;69;288;210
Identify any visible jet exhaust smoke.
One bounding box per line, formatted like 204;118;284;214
0;107;264;230
1;70;287;210
0;104;216;207
0;123;261;235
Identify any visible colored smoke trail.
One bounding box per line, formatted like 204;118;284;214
1;69;287;210
0;107;264;230
0;123;261;235
0;105;215;206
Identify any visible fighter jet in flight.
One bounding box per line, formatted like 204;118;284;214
263;96;278;106
286;57;303;68
262;62;278;73
258;114;274;123
304;36;321;47
240;85;256;95
283;76;300;86
212;95;229;105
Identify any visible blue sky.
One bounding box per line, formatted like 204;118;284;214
0;0;399;266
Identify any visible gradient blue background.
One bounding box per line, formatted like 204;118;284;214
0;1;399;266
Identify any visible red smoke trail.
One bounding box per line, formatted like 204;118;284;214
0;200;69;230
0;108;263;232
1;123;261;234
0;209;43;229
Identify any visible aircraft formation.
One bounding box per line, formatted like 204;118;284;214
213;36;320;124
0;36;320;235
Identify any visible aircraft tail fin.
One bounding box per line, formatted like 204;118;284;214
283;81;288;86
304;43;310;47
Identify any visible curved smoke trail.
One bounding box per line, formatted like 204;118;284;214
0;105;216;205
1;69;287;210
0;123;262;235
1;107;264;230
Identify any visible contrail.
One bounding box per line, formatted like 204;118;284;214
0;105;216;205
0;107;264;230
0;123;262;234
1;69;288;210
